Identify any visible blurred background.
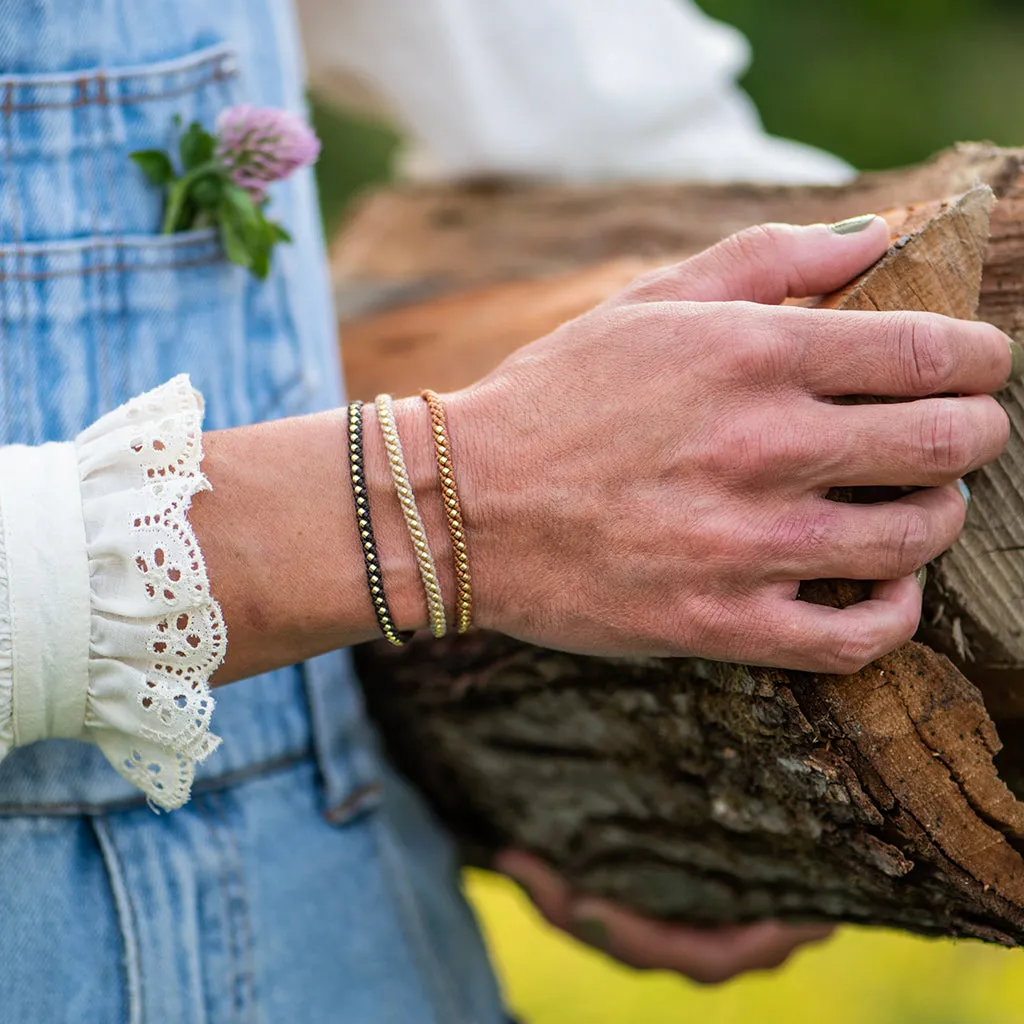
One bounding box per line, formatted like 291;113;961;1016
314;2;1024;1021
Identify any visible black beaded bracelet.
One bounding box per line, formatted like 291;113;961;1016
347;401;413;647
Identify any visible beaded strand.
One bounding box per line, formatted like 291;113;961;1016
346;401;413;646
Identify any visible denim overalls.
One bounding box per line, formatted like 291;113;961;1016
0;3;505;1020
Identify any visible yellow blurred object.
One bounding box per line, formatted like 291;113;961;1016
465;869;1024;1024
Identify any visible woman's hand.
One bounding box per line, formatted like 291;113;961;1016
497;851;834;984
449;216;1014;672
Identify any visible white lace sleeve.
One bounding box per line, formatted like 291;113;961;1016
0;376;225;810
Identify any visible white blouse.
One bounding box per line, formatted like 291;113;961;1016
0;2;852;810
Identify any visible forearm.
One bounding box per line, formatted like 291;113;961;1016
194;396;460;684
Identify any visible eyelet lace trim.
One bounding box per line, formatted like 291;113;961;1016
0;376;224;809
85;375;224;809
0;375;226;813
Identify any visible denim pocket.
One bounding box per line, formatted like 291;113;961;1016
0;42;318;436
0;225;313;441
0;43;239;244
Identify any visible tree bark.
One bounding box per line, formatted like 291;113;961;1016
338;147;1024;945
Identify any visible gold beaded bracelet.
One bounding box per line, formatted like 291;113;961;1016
346;401;413;647
421;390;473;633
374;394;447;638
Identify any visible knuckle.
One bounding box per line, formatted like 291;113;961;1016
895;315;957;393
731;331;793;386
723;223;783;270
706;224;790;296
622;265;675;304
880;507;931;578
824;631;880;675
919;399;972;474
766;507;835;564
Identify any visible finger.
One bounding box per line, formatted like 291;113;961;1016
757;573;924;674
621;218;891;306
816;396;1009;487
495;850;574;929
568;899;832;979
713;396;1006;492
780;306;1015;398
768;484;968;583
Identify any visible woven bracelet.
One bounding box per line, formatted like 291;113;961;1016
374;394;447;638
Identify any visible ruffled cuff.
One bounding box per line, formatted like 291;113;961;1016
0;376;224;810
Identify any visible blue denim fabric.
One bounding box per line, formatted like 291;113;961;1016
0;3;506;1020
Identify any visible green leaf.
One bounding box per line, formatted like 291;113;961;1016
222;185;262;230
190;175;224;209
129;149;175;186
249;238;272;280
179;121;216;171
218;208;252;271
215;186;282;278
268;221;292;244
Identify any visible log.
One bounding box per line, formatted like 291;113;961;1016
338;148;1024;944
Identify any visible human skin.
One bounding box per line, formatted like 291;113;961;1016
189;214;1013;979
496;850;835;982
193;214;1012;685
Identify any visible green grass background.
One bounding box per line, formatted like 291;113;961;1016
313;3;1024;1020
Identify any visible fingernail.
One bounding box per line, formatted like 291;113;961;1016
957;478;971;509
916;565;928;591
1008;338;1024;385
828;214;880;235
571;913;609;950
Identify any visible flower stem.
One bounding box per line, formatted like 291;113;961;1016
161;161;221;234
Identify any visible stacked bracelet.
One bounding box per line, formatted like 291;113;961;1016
346;401;413;647
374;394;447;638
421;390;473;633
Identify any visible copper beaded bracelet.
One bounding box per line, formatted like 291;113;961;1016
346;401;413;647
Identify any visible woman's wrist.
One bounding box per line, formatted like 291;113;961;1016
193;385;502;684
367;383;508;639
441;380;515;636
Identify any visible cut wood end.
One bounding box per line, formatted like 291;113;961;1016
795;186;994;319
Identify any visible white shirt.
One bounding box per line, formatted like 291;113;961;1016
296;0;854;185
0;1;852;810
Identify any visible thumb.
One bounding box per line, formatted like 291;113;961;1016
627;215;891;306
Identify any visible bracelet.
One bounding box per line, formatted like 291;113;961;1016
374;394;447;638
346;401;413;647
421;390;473;633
